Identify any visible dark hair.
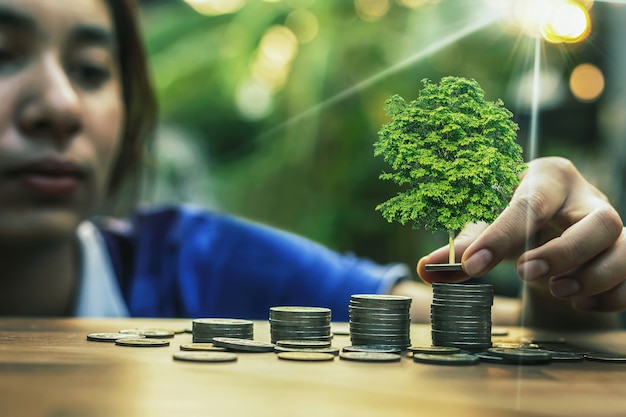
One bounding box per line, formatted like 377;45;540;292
103;0;157;214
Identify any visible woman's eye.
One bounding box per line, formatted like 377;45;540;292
71;63;111;89
0;48;23;72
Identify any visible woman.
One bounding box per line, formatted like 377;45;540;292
0;0;422;321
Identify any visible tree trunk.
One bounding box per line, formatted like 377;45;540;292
449;230;455;264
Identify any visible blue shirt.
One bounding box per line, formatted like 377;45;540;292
94;205;410;321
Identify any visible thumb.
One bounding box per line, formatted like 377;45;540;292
417;222;489;284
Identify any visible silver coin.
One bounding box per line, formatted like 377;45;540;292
432;282;494;291
193;318;254;326
491;327;509;336
277;352;335;362
275;340;332;348
119;328;175;338
339;351;402;362
492;342;540;349
584;352;626;362
211;337;275;352
408;345;460;355
342;345;402;354
274;346;340;355
179;343;228;352
115;338;170;347
488;348;552;364
86;333;144;342
173;351;238;363
548;352;584;362
425;263;463;271
413;353;479;365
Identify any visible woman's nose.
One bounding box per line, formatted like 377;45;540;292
16;54;82;146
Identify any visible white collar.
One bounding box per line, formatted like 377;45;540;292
72;221;130;317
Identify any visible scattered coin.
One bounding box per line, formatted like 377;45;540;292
339;351;402;362
342;345;402;354
408;346;460;355
413;353;480;366
86;333;144;342
173;351;238;363
548;352;585;362
276;340;331;349
487;348;552;364
119;328;176;338
179;343;228;352
277;352;335;362
211;337;275;352
584;353;626;363
115;338;170;347
274;346;340;355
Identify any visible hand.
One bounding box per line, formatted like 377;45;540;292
418;156;625;316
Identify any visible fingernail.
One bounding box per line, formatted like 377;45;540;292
463;249;493;276
517;259;549;281
549;278;580;298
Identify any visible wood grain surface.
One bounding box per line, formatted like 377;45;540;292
0;318;625;417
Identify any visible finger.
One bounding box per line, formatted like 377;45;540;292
517;207;623;282
417;223;486;283
548;229;626;299
462;166;568;276
571;280;626;312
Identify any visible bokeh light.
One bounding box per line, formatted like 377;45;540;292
184;0;246;15
569;63;605;102
355;0;391;21
285;9;319;44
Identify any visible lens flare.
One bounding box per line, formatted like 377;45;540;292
541;0;591;43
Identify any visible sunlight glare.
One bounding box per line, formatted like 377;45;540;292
541;1;591;43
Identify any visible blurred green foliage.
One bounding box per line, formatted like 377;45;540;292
138;0;610;294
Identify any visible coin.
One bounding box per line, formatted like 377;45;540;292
277;352;335;362
179;343;228;352
275;340;331;349
491;327;509;336
487;348;552;364
211;337;275;352
342;345;402;354
425;263;463;271
115;338;170;347
413;353;480;365
339;351;402;362
584;352;626;362
173;351;238;363
274;346;340;355
86;333;144;342
408;346;460;355
119;328;176;338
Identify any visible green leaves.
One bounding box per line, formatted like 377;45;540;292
374;76;526;233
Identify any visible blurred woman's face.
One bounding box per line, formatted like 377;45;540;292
0;0;124;242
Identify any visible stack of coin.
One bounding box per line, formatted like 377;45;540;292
431;283;493;351
269;306;332;344
348;294;412;349
192;318;254;343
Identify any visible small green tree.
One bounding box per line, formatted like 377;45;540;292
374;76;526;264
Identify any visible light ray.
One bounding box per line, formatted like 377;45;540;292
256;12;501;141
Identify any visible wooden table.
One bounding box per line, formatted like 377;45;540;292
0;318;625;417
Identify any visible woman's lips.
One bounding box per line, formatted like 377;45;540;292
5;161;85;197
